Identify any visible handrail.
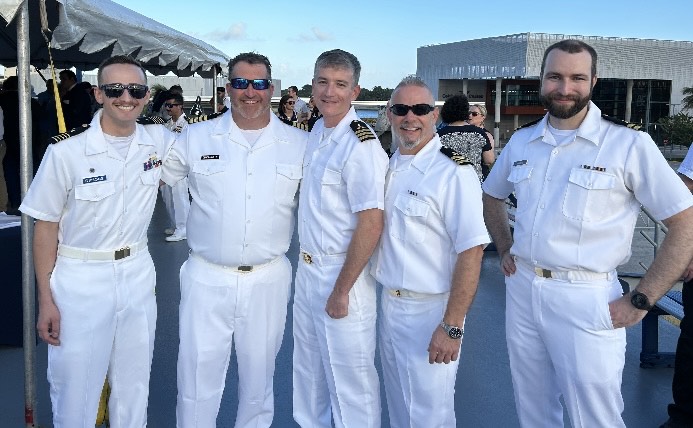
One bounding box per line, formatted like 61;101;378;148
637;207;668;271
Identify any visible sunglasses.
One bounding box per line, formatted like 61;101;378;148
99;83;149;99
286;101;295;105
230;78;272;90
389;103;435;116
164;103;182;109
469;111;482;117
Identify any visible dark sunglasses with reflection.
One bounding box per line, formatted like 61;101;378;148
99;83;149;99
229;78;272;90
389;103;435;116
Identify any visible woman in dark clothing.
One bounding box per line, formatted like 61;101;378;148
277;94;297;125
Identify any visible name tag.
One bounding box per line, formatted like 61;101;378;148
83;175;107;184
513;160;527;166
201;155;220;160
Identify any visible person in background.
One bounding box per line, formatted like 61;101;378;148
58;69;93;130
438;94;493;182
372;76;489;427
20;55;174;427
277;94;297;125
288;85;309;123
161;92;189;242
467;103;495;178
293;48;387;428
482;39;693;428
307;95;322;132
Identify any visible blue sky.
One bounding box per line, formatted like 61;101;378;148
115;0;693;90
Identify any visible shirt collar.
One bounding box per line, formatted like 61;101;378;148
529;101;603;147
85;110;156;156
391;134;441;174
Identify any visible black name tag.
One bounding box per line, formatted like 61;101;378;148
83;175;107;184
201;155;220;160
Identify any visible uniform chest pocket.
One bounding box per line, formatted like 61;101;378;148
275;163;303;204
74;181;116;228
390;194;430;244
317;168;343;209
507;165;533;214
191;160;226;199
562;168;616;222
139;169;161;186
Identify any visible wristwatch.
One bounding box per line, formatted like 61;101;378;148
630;291;653;311
440;321;463;339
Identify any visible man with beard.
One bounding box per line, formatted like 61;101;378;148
482;39;693;427
162;52;308;428
370;76;489;427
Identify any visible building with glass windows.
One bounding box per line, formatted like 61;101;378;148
417;33;693;142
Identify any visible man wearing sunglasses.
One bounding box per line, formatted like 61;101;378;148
293;49;388;428
162;52;308;428
20;55;174;427
370;76;489;427
483;40;693;427
288;85;309;124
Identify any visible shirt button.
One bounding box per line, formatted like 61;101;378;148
534;233;539;237
552;149;558;155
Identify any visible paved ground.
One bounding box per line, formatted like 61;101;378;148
0;197;682;427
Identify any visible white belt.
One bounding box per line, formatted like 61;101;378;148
190;251;280;273
300;250;346;267
58;240;148;261
515;257;613;281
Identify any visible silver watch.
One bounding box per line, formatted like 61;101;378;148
440;321;463;339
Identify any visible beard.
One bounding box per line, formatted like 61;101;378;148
539;89;591;120
392;127;425;151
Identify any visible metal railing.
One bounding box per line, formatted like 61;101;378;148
636;207;668;272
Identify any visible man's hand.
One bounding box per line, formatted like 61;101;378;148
37;297;61;346
427;327;461;364
609;294;648;329
500;251;516;277
325;289;349;319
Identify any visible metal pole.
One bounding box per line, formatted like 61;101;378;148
17;1;38;426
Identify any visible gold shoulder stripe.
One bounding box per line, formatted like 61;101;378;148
186;111;225;124
440;145;473;166
350;120;377;143
293;122;309;131
137;115;166;125
49;125;90;144
601;114;643;131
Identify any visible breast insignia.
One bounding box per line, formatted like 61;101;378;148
601;114;643;131
49;124;90;144
350;120;377;143
187;111;225;124
137;115;166;125
440;145;473;166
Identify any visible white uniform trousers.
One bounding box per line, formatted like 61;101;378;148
379;289;459;428
176;254;292;428
292;258;381;428
160;178;190;233
48;249;157;428
506;261;626;428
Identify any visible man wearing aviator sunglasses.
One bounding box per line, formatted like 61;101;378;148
371;76;489;428
20;55;175;427
162;52;308;428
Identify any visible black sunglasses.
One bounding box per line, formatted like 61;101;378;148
230;78;272;90
164;103;182;109
389;103;435;116
99;83;149;99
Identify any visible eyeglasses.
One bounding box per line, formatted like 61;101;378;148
286;101;295;105
99;83;149;99
164;103;182;109
389;104;435;116
229;78;272;90
469;111;482;117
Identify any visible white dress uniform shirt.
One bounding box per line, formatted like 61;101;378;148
165;112;187;133
298;106;388;256
163;110;307;266
21;109;172;249
483;101;693;273
372;135;490;294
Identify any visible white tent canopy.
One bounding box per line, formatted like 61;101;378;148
0;0;229;77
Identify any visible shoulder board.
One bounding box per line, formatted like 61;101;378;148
350;120;377;143
601;114;643;131
137;115;166;125
293;122;309;131
50;125;90;144
187;111;225;124
440;145;473;166
517;117;543;130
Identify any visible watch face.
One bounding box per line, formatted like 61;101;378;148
448;327;463;339
631;292;651;310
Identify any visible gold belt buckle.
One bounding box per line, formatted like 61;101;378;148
115;247;131;260
534;267;552;278
394;289;402;297
302;252;312;264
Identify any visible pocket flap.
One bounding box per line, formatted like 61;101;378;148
508;165;533;183
568;168;615;190
192;160;226;176
140;169;160;186
394;194;430;217
74;181;115;202
276;163;303;180
321;168;342;185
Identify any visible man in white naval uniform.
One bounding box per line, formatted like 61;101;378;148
161;92;190;242
20;55;173;428
293;49;388;428
483;39;693;427
371;76;489;428
162;52;308;428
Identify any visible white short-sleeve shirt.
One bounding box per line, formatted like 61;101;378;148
372;136;490;294
297;107;388;256
483;101;693;272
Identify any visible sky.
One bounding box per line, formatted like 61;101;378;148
113;0;693;90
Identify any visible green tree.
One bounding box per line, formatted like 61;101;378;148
298;84;312;97
682;86;693;112
658;112;693;147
